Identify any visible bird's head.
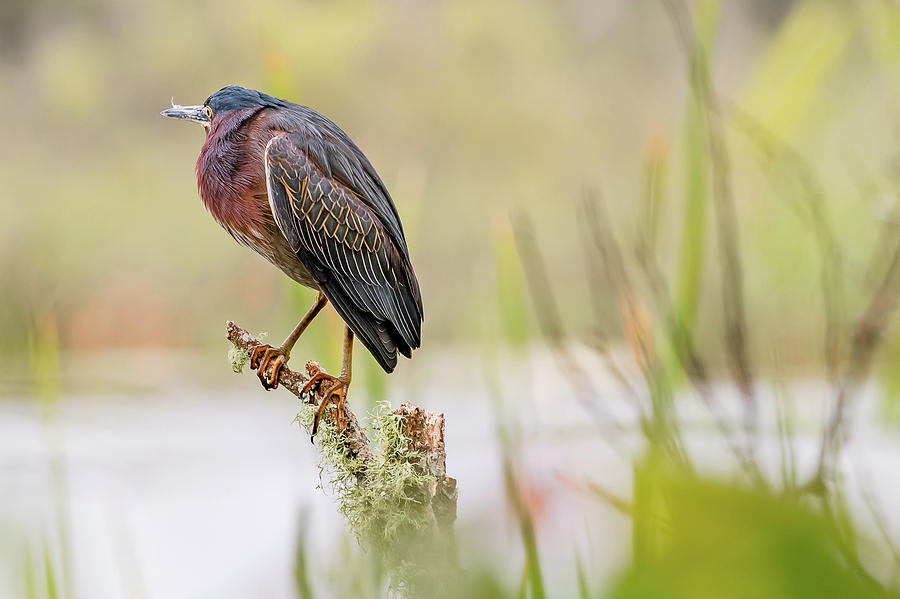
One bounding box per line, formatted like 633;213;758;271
161;85;286;130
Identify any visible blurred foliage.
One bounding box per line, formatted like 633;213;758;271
607;469;896;599
674;0;718;338
740;0;853;144
492;216;531;349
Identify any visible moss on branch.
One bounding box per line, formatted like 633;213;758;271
225;320;459;596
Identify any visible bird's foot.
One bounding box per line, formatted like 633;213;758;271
249;344;289;390
303;361;349;436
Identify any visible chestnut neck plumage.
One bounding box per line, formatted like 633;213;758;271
196;106;272;236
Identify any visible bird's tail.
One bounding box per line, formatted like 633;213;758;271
320;280;404;373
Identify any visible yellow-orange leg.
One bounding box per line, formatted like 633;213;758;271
304;326;354;436
250;292;327;390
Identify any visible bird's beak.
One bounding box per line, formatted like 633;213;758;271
160;102;210;125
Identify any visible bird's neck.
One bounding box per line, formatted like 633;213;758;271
196;107;266;230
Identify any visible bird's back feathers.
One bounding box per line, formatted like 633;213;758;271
264;127;422;372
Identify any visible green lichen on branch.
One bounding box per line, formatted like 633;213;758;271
297;401;437;547
295;401;449;595
225;322;457;596
228;331;265;373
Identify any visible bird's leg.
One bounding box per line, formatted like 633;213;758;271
250;291;327;390
304;326;354;436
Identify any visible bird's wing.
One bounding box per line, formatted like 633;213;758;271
294;106;410;261
265;132;422;372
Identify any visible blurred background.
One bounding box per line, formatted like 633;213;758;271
5;0;900;597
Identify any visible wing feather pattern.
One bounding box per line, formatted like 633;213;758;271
265;132;422;372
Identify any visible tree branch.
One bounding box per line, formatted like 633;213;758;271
225;320;459;596
226;320;372;463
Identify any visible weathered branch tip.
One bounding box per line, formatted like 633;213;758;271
223;320;457;523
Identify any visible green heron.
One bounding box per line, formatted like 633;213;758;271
162;85;423;434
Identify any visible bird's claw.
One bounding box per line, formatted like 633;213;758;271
249;344;288;390
249;344;268;371
302;360;324;392
303;361;349;436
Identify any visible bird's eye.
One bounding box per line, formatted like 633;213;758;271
205;106;213;119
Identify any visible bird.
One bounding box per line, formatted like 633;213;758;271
162;85;423;434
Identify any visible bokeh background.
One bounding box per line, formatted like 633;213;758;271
5;0;900;597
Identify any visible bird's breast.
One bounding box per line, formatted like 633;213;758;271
195;111;319;289
196;110;273;242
